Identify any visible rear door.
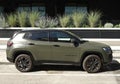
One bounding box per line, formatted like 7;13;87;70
24;30;51;61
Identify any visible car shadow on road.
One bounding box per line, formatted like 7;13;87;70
32;60;120;72
101;60;120;72
33;65;81;72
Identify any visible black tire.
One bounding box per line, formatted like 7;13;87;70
15;54;33;72
83;55;102;73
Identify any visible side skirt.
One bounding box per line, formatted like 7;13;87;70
34;60;80;66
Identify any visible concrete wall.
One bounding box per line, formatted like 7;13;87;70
0;28;120;38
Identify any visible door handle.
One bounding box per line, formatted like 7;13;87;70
28;43;35;45
53;45;60;47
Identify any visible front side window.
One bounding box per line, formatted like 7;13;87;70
24;31;48;41
49;31;73;42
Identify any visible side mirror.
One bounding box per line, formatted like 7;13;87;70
71;38;79;47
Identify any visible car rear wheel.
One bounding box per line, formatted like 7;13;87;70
15;54;33;72
83;55;102;73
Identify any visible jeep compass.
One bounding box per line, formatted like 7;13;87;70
6;29;113;73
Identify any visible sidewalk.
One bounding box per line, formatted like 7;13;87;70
0;45;7;50
0;38;8;50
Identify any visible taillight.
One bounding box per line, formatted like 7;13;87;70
7;41;13;47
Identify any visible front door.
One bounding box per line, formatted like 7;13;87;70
49;30;79;63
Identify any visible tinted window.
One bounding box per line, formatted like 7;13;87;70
49;31;72;42
24;31;48;41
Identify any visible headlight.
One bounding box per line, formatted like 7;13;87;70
103;47;112;54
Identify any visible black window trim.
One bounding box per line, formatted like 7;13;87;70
23;30;80;43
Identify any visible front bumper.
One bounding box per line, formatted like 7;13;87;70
108;54;113;62
104;53;113;64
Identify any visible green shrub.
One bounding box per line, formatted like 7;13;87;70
87;11;102;27
7;14;17;27
39;17;59;28
39;17;48;28
47;17;59;27
59;15;71;27
0;14;7;28
104;23;113;28
29;11;40;27
17;11;27;27
114;24;120;28
72;12;86;27
98;21;103;28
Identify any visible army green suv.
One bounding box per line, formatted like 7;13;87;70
6;29;113;73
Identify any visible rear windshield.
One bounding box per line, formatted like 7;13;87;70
13;33;25;40
10;31;20;40
10;31;25;40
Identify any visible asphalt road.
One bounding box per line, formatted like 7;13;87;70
0;50;120;84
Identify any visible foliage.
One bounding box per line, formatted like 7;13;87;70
17;11;27;27
59;15;71;27
47;17;59;27
39;17;48;28
3;10;120;28
72;12;86;27
7;13;17;27
114;24;120;28
0;14;7;28
39;17;59;28
87;11;102;27
29;11;40;27
104;23;113;28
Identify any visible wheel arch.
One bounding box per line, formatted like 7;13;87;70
80;51;104;66
13;50;34;63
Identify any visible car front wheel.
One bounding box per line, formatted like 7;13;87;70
15;54;33;72
83;55;102;73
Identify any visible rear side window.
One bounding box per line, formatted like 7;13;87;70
24;31;49;41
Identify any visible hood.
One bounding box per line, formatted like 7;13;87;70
81;41;110;48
